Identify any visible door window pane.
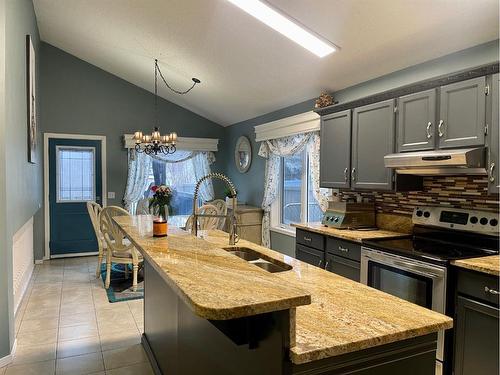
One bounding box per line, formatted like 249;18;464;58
282;152;303;225
56;147;95;202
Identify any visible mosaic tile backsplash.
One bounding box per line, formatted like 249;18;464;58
341;176;499;216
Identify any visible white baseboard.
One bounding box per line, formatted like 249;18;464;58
34;259;44;265
0;339;17;368
14;265;34;315
50;252;99;259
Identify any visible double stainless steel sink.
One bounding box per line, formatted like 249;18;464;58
223;247;292;273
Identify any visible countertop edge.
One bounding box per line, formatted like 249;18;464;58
451;257;500;277
289;319;453;365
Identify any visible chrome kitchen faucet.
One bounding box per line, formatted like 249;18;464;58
191;173;238;245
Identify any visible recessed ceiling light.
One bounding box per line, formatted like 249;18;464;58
227;0;337;58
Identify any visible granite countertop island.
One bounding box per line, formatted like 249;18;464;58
292;222;409;243
451;255;500;276
114;215;452;374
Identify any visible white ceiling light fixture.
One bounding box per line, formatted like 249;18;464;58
227;0;337;58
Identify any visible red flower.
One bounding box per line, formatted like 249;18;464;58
151;185;158;192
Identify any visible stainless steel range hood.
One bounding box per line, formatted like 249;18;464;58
384;147;486;175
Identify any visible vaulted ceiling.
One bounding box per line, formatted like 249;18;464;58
33;0;499;126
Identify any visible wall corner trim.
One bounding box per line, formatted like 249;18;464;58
254;111;320;142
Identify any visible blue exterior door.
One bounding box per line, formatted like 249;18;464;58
49;138;103;256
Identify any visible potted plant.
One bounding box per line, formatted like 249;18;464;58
149;185;173;237
224;187;238;208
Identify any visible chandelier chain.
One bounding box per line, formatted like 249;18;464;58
154;60;199;95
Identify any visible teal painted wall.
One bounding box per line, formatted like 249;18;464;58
224;40;499;254
0;0;41;360
36;43;226;260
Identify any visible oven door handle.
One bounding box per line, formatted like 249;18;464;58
362;252;445;279
391;259;443;279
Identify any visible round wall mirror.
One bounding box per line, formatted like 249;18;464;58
234;136;252;173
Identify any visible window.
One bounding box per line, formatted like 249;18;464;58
56;146;95;202
273;150;322;232
143;159;201;216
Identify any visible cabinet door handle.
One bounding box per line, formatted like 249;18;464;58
339;246;349;253
351;168;356;181
303;236;312;242
426;122;433;139
489;162;495;182
485;286;500;295
344;167;348;181
438;120;444;137
324;260;330;269
317;259;323;267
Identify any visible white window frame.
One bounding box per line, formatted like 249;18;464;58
270;151;318;237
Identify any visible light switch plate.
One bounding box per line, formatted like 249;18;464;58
107;192;116;199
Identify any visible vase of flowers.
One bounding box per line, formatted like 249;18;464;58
149;185;172;237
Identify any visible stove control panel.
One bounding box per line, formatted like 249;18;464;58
413;206;499;235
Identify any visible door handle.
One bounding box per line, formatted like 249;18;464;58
338;246;349;253
344;167;348;181
324;260;330;269
317;259;323;267
485;286;500;295
303;236;312;242
438;120;444;137
426;122;433;139
351;168;356;181
489;162;495;182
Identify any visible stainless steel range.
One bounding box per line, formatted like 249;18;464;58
362;206;499;375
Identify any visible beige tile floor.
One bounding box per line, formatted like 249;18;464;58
1;256;152;375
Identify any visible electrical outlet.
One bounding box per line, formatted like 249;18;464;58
107;192;116;199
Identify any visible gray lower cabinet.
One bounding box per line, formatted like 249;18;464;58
326;254;360;282
296;244;324;268
352;99;395;190
454;269;499;375
488;73;499;194
320;110;351;188
295;229;361;281
438;77;486;149
397;89;436;152
454;296;499;375
326;237;361;281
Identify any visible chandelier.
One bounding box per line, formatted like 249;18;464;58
134;59;200;155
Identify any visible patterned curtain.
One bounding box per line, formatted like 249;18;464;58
307;133;330;212
123;150;216;214
259;131;329;247
123;150;152;212
259;133;314;247
192;152;216;203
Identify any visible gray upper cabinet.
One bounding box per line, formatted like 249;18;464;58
320;110;351;188
397;89;436;152
488;73;499;194
438;77;486;149
352;100;395;190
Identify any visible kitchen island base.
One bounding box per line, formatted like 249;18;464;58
142;259;438;375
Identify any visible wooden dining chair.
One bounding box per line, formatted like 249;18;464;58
185;204;220;231
87;201;106;278
210;199;228;229
100;206;143;291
